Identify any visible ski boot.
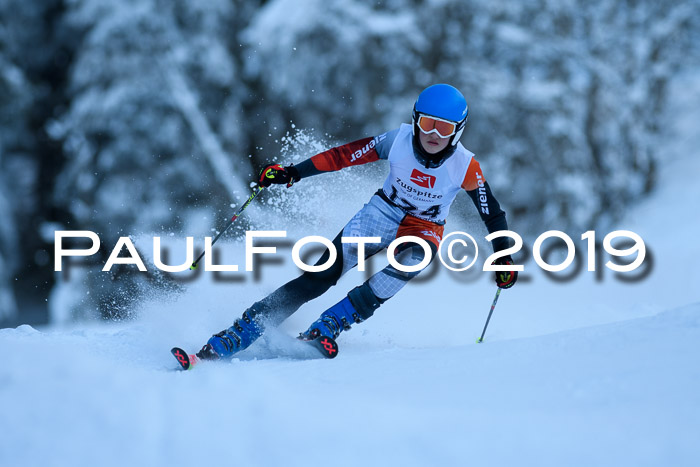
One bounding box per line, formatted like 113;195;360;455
300;284;383;342
298;285;383;358
297;296;363;359
299;296;362;341
198;310;264;360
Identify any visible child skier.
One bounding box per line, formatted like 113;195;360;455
196;84;517;361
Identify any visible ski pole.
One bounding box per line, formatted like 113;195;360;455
190;185;265;270
476;288;501;343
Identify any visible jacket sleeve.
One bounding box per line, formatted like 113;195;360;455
462;158;511;252
294;136;384;179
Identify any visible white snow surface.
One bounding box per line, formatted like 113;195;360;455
1;304;699;467
3;74;700;467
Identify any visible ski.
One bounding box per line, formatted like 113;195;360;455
171;335;338;370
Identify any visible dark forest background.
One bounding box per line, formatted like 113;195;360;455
1;0;698;326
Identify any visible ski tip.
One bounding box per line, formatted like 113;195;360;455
171;347;192;370
297;331;340;359
314;336;339;359
476;338;483;344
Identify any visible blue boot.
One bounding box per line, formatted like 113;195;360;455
198;311;264;360
300;296;363;340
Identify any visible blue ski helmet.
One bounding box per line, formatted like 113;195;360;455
411;84;469;168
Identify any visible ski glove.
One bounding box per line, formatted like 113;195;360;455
493;255;518;289
257;164;300;188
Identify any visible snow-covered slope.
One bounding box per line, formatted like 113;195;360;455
1;303;699;467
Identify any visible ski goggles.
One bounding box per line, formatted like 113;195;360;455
416;114;458;138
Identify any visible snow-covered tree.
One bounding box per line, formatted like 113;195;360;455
0;0;84;325
242;0;423;142
435;0;700;232
0;146;19;320
51;0;261;319
241;0;700;233
0;5;43;320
